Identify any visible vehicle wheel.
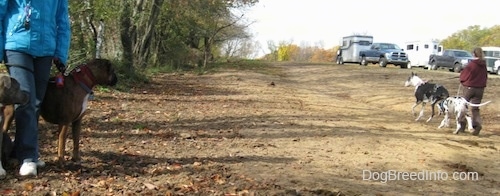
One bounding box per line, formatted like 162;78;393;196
360;57;368;66
379;57;388;67
453;63;461;73
400;63;408;69
430;60;438;70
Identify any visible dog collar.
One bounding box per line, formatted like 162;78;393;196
71;64;97;95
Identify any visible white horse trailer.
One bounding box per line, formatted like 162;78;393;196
404;40;443;69
336;35;373;64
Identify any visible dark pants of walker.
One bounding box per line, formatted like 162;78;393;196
460;86;485;129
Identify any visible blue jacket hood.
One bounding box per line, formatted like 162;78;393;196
0;0;71;64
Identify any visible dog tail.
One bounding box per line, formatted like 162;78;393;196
466;100;492;107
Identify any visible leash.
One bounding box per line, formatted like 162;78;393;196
456;83;461;97
446;76;460;80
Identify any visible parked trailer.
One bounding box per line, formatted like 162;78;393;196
336;35;373;65
482;46;500;75
404;40;443;69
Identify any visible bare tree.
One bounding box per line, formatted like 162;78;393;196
120;0;164;70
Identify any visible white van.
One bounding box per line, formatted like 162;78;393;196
481;46;500;75
404;40;443;69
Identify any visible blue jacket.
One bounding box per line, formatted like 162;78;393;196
0;0;71;64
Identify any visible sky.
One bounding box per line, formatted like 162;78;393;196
245;0;499;55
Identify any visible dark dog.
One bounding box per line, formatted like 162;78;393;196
404;72;449;122
438;96;491;134
3;59;117;166
0;74;29;178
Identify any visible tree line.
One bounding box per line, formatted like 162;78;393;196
68;0;258;72
440;25;500;51
263;25;500;63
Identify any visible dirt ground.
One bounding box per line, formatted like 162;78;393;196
1;62;499;195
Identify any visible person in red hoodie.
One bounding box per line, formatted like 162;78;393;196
459;47;488;136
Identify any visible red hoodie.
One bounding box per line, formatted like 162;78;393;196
460;59;488;88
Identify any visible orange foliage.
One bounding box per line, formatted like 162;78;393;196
310;48;335;62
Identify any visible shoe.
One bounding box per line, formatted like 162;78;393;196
472;125;482;136
36;160;46;168
19;159;37;176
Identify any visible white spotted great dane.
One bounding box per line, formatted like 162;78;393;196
437;96;491;134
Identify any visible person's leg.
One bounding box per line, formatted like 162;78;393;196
5;51;52;175
33;57;53;118
31;56;52;166
469;88;484;135
5;51;38;163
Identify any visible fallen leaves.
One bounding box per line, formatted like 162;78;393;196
143;182;158;190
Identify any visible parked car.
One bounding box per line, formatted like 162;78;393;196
428;49;474;72
359;43;408;68
482;46;500;75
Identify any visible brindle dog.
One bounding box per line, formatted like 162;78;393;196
3;59;118;167
0;74;29;178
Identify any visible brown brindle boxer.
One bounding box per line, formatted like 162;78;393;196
3;59;117;167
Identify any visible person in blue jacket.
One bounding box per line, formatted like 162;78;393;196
0;0;71;176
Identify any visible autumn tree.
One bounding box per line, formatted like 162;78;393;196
441;25;500;51
264;40;278;61
479;25;500;46
277;42;299;62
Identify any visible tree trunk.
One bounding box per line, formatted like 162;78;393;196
120;1;134;71
95;19;105;59
132;0;164;68
203;36;211;68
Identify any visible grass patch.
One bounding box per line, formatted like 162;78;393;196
206;59;285;76
139;59;285;77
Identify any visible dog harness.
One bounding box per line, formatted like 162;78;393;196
68;64;98;118
71;64;98;100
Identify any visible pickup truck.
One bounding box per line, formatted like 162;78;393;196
359;43;409;68
428;49;474;72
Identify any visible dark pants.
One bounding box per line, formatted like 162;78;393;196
461;86;485;129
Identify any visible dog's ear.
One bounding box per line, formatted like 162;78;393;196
0;75;11;89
